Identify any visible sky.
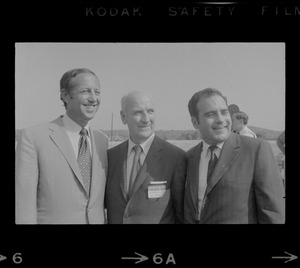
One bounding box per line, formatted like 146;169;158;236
15;43;285;131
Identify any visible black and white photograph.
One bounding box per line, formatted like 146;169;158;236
15;42;286;224
3;0;300;266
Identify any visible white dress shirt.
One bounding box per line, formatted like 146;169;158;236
239;125;257;138
126;133;155;193
198;141;224;220
62;114;92;158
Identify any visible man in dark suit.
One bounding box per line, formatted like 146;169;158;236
105;91;186;223
184;88;285;224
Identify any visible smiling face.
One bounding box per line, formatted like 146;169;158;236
192;95;232;145
121;91;155;144
62;73;101;127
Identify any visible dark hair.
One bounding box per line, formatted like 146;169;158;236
60;68;97;107
188;88;228;122
234;111;249;125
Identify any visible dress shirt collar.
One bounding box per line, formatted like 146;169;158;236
62;113;90;136
127;132;155;157
239;125;249;135
202;140;224;158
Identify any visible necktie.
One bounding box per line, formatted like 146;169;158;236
78;128;92;195
128;145;142;199
207;145;218;183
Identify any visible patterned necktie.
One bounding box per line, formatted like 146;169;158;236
207;145;218;183
78;128;92;195
128;145;142;199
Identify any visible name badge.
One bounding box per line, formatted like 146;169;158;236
148;183;166;199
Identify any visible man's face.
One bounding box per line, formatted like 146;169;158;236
192;95;232;145
121;92;155;144
231;113;242;132
63;73;101;127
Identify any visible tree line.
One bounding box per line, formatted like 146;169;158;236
15;126;282;142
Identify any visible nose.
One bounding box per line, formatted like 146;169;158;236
141;111;150;123
88;90;99;102
215;112;226;123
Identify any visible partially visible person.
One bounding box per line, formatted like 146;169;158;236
276;130;285;188
16;68;108;224
277;130;285;154
184;88;285;224
231;111;257;138
105;90;186;224
228;104;240;117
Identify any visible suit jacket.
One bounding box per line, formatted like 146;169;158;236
105;136;187;224
184;133;285;224
15;116;108;224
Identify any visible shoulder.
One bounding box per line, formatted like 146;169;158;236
239;133;261;144
186;141;202;157
238;134;272;152
240;126;257;138
16;120;59;149
108;140;128;154
155;136;186;155
20;120;55;137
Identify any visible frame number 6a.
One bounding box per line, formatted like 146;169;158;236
153;253;176;265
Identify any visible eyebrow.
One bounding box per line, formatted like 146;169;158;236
132;107;154;112
203;110;217;116
203;108;228;116
79;87;100;91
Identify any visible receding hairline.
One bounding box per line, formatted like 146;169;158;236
60;68;98;91
188;87;228;120
121;90;153;112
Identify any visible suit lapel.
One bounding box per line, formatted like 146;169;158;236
131;136;162;196
188;142;203;214
118;141;129;202
89;128;102;198
205;134;241;196
48;117;86;192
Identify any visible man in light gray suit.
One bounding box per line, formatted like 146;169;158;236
16;68;108;224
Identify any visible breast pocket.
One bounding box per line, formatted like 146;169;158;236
147;187;170;203
147;181;168;198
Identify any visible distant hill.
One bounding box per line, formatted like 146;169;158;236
15;126;283;142
102;126;282;141
102;129;200;141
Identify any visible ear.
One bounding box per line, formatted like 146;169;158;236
120;110;127;125
191;116;199;130
61;88;71;104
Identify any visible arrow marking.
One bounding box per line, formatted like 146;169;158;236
272;251;298;263
122;252;149;264
0;255;7;262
